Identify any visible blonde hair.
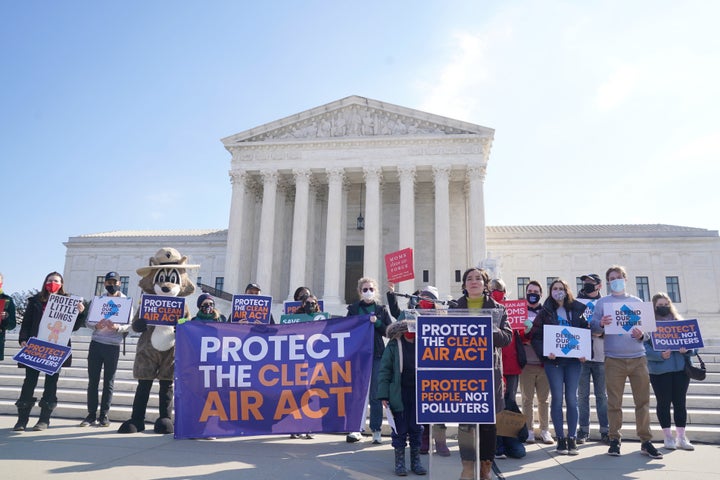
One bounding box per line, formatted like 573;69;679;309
357;277;380;302
652;292;682;319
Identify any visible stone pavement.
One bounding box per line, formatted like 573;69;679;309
1;415;719;480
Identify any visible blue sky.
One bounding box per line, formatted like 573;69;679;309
1;0;718;294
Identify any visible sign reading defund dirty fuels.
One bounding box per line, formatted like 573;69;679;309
416;315;495;424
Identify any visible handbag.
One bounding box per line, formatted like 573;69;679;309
684;354;706;381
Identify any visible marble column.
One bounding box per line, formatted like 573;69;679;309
363;166;382;283
433;165;451;297
256;170;278;294
323;168;344;304
397;166;416;294
467;165;488;266
223;170;247;295
288;169;312;300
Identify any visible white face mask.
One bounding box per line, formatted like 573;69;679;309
552;290;566;302
610;278;626;293
361;290;375;301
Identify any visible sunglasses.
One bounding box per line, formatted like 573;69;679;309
362;287;374;293
305;302;318;307
201;302;214;307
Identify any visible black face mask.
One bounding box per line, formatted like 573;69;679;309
526;293;541;305
303;303;319;314
105;284;119;295
582;283;597;295
655;306;671;317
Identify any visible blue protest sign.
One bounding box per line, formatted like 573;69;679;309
13;337;71;375
651;318;704;350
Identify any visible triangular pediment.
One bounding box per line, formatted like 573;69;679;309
221;95;493;145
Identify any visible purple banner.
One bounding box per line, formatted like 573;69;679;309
13;337;71;375
174;315;374;439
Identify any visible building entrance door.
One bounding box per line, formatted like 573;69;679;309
344;245;364;304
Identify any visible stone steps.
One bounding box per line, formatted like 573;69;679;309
1;330;718;443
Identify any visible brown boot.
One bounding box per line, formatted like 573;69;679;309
434;427;451;456
480;459;493;480
460;460;475;480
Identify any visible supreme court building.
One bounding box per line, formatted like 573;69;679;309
63;96;720;332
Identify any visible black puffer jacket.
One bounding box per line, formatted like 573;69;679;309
529;297;588;365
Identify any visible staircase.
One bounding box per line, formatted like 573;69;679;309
1;330;719;443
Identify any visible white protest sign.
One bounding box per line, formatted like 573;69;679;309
603;301;656;335
542;325;591;359
87;296;134;325
37;294;82;345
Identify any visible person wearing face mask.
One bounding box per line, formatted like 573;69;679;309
590;265;663;459
644;292;696;451
518;281;554;445
190;293;226;323
81;272;133;428
575;273;609;445
346;277;392;444
529;279;589;456
451;267;512;480
15;271;86;431
377;319;427;476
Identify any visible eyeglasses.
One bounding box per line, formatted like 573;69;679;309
362;287;374;293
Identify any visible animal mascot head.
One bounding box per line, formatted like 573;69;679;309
117;247;198;434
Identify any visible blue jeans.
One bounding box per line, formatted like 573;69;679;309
578;360;608;433
544;360;581;438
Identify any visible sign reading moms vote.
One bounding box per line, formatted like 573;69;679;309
542;325;591;358
416;315;495;424
173;315;374;439
501;299;528;330
231;294;273;324
140;295;185;326
384;248;414;284
88;296;133;325
651;319;704;351
13;337;71;375
37;294;82;346
603;302;656;334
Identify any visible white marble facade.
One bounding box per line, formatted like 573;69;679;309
61;96;720;334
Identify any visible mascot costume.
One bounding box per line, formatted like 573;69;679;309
118;247;198;434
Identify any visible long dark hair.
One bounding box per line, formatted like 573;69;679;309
548;279;575;309
38;271;67;302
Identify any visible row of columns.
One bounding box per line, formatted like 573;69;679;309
223;165;487;303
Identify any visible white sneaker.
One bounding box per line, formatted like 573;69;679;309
346;432;362;443
541;430;554;444
664;437;676;450
372;431;382;444
677;436;694;450
526;431;535;443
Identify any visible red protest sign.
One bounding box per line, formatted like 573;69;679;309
384;248;414;283
501;299;528;330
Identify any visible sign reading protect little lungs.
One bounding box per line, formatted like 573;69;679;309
37;293;83;346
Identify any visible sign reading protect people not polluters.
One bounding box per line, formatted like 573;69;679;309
416;314;495;424
651;319;704;351
603;301;656;334
88;296;133;325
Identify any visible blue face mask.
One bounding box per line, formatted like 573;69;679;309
610;278;625;293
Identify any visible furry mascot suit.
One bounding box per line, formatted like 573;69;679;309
118;247;198;434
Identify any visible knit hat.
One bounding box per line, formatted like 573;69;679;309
197;293;214;308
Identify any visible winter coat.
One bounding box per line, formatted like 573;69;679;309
451;295;513;414
0;292;17;360
376;321;414;413
530;297;589;365
644;317;697;375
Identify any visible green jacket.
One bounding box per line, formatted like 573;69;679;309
0;293;17;360
376;320;412;413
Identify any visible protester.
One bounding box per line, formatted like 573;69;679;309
81;272;131;428
576;273;609;444
14;272;85;431
0;272;18;361
530;279;589;455
245;282;275;324
591;265;663;459
518;280;553;444
190;293;226;323
495;399;528;460
451;267;512;480
377;319;427;476
293;286;312;302
489;279;524;405
346;277;392;444
645;292;695;451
